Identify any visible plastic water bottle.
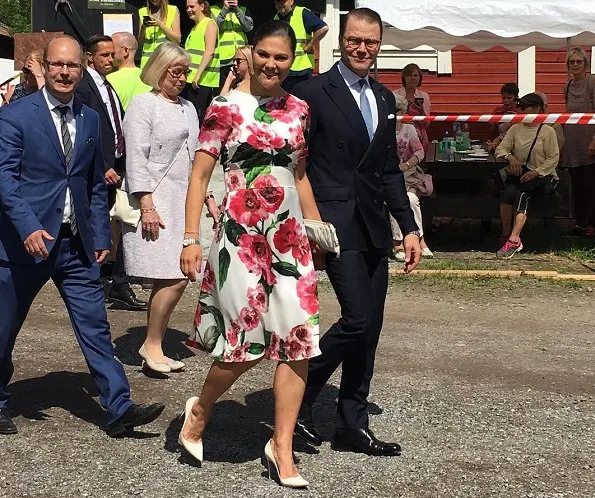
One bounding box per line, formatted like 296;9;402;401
440;131;450;161
454;122;464;151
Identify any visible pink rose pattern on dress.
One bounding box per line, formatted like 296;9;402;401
193;94;319;363
296;270;319;314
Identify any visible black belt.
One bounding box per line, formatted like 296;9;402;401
59;223;73;237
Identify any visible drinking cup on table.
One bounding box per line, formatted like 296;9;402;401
472;144;482;151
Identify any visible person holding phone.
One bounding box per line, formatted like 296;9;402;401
138;0;182;68
220;44;252;95
183;0;220;122
211;1;253;94
395;63;431;153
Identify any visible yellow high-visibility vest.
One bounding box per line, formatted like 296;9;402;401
210;5;248;61
185;17;220;88
275;6;314;72
139;5;178;68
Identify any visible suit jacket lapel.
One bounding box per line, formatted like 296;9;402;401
324;64;370;146
71;99;85;172
85;70;111;123
33;91;65;167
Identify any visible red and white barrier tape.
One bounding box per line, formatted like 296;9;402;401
398;113;595;125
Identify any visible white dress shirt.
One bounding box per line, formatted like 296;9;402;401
338;60;379;134
86;66;123;158
43;87;76;224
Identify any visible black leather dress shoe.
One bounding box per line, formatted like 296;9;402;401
331;427;401;456
294;418;322;446
0;408;18;435
105;403;165;437
109;285;148;311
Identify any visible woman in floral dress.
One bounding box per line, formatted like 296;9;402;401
179;21;323;487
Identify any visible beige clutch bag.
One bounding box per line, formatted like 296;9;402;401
109;179;141;228
304;219;340;255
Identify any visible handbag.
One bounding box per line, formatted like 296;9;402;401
303;219;340;255
410;165;433;197
110;138;189;228
110;179;141;227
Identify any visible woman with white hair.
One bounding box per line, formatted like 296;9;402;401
561;46;595;237
392;93;433;260
122;42;200;374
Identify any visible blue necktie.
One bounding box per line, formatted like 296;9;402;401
359;79;374;141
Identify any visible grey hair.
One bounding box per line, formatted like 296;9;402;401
566;46;589;69
393;93;408;113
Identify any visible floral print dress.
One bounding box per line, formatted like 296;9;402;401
192;90;321;363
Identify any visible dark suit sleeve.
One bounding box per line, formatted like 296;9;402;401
88;116;112;251
0;109;44;241
381;92;418;234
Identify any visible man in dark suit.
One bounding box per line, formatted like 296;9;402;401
293;8;421;456
75;34;147;311
0;36;164;436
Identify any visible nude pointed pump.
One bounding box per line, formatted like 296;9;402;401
178;397;203;463
264;439;309;488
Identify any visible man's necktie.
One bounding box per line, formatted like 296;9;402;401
58;106;77;235
106;83;125;156
358;79;374;141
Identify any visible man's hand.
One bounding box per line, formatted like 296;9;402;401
105;168;121;186
520;170;539;183
24;230;54;259
227;0;238;9
403;233;422;274
95;249;110;264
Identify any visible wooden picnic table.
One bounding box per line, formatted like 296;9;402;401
420;142;563;234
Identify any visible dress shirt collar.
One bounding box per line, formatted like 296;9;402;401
338;60;370;89
42;86;74;114
86;66;106;88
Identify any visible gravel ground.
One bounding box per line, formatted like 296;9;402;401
1;275;594;498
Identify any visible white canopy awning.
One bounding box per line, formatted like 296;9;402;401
356;0;595;51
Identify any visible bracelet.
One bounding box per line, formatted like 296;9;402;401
184;231;199;235
140;207;155;213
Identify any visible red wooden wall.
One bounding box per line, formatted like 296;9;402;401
376;46;574;140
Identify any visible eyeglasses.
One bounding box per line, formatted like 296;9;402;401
44;60;82;71
569;59;585;65
342;36;381;50
167;68;191;78
233;57;247;66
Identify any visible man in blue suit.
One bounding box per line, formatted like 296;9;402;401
0;36;164;436
292;8;421;456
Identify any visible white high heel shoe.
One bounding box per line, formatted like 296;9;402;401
138;345;171;373
178;397;203;463
264;439;308;488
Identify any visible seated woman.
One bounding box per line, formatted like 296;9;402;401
494;93;560;257
391;95;433;260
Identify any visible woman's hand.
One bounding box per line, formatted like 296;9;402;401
505;156;523;176
141;209;166;241
205;198;221;228
520;170;539;183
192;75;200;90
180;244;203;281
25;59;43;76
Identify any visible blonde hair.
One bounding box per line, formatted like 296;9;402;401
147;0;169;22
566;46;589;70
236;45;254;76
25;49;44;65
393;93;408;113
141;42;190;91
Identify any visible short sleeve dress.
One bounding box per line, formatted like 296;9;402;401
191;90;321;363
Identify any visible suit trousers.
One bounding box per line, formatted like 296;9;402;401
302;248;389;430
0;230;133;424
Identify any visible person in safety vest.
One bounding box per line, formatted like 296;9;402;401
183;0;220;122
138;0;182;69
211;1;253;93
273;0;329;93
